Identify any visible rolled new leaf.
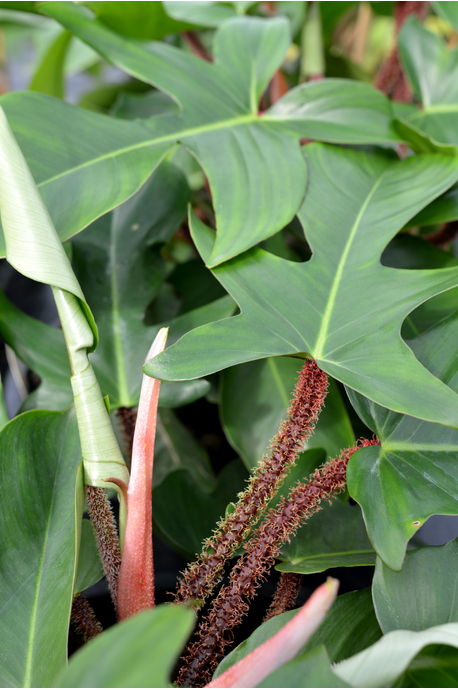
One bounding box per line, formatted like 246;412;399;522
0;107;129;528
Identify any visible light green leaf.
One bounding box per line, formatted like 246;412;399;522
39;2;399;265
74;519;104;594
29;29;71;98
58;604;195;687
148;144;458;429
397;18;458;146
84;1;196;39
433;2;458;32
163;1;246;27
277;500;376;574
334;622;458;688
347;309;458;570
373;539;458;634
221;358;354;470
0;409;83;688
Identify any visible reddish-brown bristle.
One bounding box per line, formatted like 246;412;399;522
264;572;303;622
70;594;102;642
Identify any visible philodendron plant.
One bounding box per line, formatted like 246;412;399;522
3;1;458;688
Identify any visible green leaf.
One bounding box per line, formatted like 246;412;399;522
215;588;381;678
71;161;189;409
40;2;399;265
0;91;174;257
154;408;215;490
433;1;458;31
346;309;458;571
334;623;458;688
397;18;458;146
277;500;376;574
148;144;458;429
57;603;195;687
0;286;73;412
74;519;104;594
0;409;83;688
259;645;349;688
373;539;458;634
152;459;248;558
84;1;196;39
0;373;7;429
163;1;250;27
29;29;71;98
394;645;458;688
407;181;458;228
221;359;353;470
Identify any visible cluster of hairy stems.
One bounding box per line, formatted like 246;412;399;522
175;359;328;607
81;359;379;688
177;436;379;687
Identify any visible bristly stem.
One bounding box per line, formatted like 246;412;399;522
85;485;122;610
264;572;303;622
70;594;102;642
177;438;379;687
175;359;329;608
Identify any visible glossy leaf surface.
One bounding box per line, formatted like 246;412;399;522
347;309;458;571
373;539;458;634
41;2;399;264
58;604;195;687
0;409;82;688
148;145;458;429
277;500;376;574
221;358;354;470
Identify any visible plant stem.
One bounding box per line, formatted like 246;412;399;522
70;594;102;642
175;359;328;608
85;485;121;611
264;572;303;622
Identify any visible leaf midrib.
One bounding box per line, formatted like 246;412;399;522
38;113;259;190
313;170;388;358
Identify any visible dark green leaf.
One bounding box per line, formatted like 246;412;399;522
0;409;82;688
58;604;195;687
74;519;104;594
148;144;458;429
346;310;458;570
259;645;349;688
221;358;354;470
215;588;381;677
394;645;458;688
152;459;248;558
154;408;215;490
0;286;72;411
373;539;458;633
407;181;458;228
278;500;376;574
